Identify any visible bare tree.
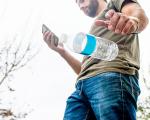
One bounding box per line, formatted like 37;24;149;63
0;36;38;119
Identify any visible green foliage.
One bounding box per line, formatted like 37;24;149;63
137;96;150;120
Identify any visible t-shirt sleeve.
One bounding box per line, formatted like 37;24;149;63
112;0;140;12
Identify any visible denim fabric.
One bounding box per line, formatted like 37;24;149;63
63;72;141;120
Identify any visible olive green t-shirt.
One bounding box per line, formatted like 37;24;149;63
77;0;140;81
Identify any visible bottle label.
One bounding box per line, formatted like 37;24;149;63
81;34;96;55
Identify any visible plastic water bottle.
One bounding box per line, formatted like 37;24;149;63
59;32;118;61
42;24;118;61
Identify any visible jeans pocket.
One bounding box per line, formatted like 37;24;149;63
129;75;141;99
121;74;141;110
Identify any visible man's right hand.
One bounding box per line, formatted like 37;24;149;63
43;31;66;55
43;31;82;74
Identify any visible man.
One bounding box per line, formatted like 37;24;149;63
43;0;148;119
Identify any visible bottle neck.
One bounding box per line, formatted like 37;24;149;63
59;34;68;44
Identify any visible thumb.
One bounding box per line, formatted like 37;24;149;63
105;9;115;19
95;20;110;27
58;42;64;47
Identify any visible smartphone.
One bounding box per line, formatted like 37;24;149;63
42;24;59;46
42;24;51;33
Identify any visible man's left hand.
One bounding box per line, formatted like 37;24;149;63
95;9;139;35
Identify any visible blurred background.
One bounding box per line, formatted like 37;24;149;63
0;0;149;119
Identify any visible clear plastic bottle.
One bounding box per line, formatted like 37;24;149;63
42;24;118;61
59;32;119;61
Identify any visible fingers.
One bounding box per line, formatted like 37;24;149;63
108;12;120;31
114;14;128;34
43;31;58;50
122;19;136;34
95;20;109;28
105;9;115;19
43;31;52;44
95;9;138;35
106;10;128;34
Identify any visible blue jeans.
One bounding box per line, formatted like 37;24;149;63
63;72;141;120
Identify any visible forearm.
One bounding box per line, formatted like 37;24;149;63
59;50;82;75
122;3;149;33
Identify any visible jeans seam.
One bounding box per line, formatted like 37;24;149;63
120;73;124;120
85;109;90;120
129;76;134;96
79;80;84;95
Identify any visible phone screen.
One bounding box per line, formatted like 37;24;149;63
42;24;51;33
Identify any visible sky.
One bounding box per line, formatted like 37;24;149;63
0;0;150;120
